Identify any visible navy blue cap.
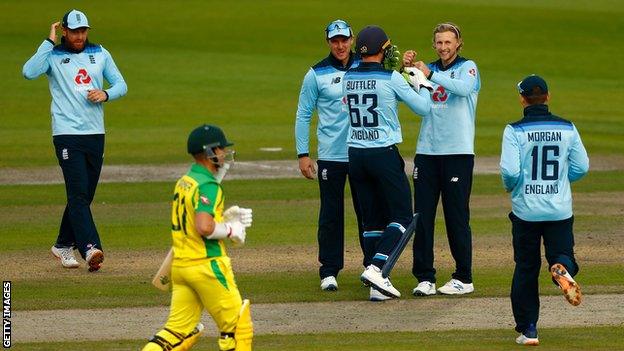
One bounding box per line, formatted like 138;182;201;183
517;75;548;96
356;25;390;55
62;9;90;29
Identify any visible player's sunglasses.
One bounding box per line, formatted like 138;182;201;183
325;20;351;36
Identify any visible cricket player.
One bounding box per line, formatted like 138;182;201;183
345;25;431;299
402;22;480;296
295;19;364;294
500;75;589;346
142;125;253;351
22;9;127;272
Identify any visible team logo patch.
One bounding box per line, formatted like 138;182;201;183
200;195;210;205
469;68;477;76
432;86;448;102
74;68;92;84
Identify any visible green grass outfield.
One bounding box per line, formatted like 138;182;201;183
1;0;623;166
12;326;624;351
1;173;623;310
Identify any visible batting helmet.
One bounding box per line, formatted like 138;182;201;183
187;124;233;155
356;25;391;56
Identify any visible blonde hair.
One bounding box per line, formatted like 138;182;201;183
432;22;463;51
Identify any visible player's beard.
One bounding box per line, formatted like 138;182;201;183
61;36;89;53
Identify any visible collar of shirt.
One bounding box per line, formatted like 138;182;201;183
327;51;356;71
432;55;464;71
523;104;551;117
191;163;217;180
357;61;384;70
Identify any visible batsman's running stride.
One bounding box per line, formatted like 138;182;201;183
142;124;253;351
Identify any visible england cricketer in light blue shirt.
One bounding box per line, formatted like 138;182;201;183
23;22;127;136
403;23;481;296
501;74;588;344
22;9;126;272
500;78;589;221
294;19;365;293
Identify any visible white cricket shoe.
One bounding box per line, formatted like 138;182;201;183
437;279;474;295
360;265;401;298
412;281;436;296
369;287;392;301
320;276;338;291
51;246;79;268
85;247;104;272
515;324;539;346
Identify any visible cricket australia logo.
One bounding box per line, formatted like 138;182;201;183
74;68;92;84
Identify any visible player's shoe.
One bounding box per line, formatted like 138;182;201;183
85;247;104;272
320;276;338;291
360;265;401;298
437;279;474;295
51;245;79;268
413;281;436;296
515;323;539;346
550;263;582;306
369;287;392;301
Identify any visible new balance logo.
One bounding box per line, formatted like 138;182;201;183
62;148;69;160
450;177;459;182
413;167;418;179
61;58;70;64
321;169;328;180
331;77;341;84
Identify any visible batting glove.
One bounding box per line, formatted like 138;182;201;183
224;206;253;227
227;220;247;245
238;208;253;228
383;45;401;71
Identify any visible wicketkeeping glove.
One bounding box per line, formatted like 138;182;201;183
402;67;434;92
383;45;401;71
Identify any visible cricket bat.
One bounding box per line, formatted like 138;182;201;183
152;247;173;291
381;213;420;278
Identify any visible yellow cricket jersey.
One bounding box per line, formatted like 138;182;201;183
171;163;228;266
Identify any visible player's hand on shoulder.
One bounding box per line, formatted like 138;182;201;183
298;156;316;180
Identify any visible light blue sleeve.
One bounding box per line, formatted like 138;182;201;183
430;60;478;97
22;40;54;80
101;47;127;101
500;125;521;192
391;71;431;116
295;69;318;156
568;124;589;182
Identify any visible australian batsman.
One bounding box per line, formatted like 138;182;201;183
142;124;253;351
